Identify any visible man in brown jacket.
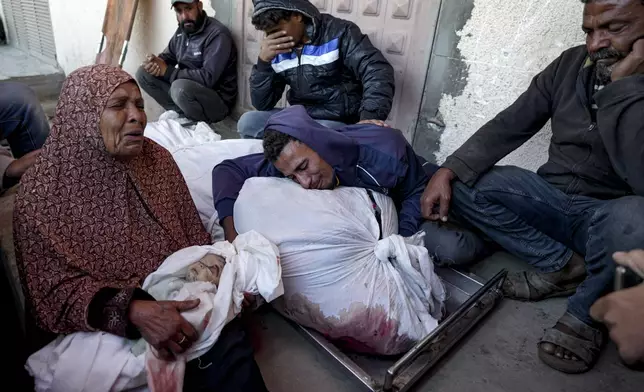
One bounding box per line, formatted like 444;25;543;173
421;0;644;374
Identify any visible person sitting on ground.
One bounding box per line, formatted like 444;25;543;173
0;82;49;193
237;0;395;139
591;249;644;370
14;65;267;392
213;105;489;267
136;0;237;124
421;0;644;374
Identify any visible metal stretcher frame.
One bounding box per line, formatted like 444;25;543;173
289;268;507;392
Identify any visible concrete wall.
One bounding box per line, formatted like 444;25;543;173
413;0;586;171
48;0;218;120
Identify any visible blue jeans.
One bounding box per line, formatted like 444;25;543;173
0;82;50;157
451;165;644;326
237;109;347;139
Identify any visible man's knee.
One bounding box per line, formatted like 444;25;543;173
237;111;271;139
134;66;153;86
595;196;644;251
422;221;489;267
169;79;200;106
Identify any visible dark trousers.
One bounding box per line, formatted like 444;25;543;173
420;162;492;267
0;82;50;156
1;259;33;391
135;67;229;124
450;165;644;326
183;317;268;392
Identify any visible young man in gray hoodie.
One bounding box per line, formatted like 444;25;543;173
136;0;237;124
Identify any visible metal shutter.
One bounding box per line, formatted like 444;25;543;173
1;0;57;62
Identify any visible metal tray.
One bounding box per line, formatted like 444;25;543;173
282;268;507;392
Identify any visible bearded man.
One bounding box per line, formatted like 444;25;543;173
136;0;237;124
421;0;644;374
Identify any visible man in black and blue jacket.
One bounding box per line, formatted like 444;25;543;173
136;0;237;124
237;0;396;138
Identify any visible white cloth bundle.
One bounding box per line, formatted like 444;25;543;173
144;114;263;239
234;178;446;355
26;231;283;392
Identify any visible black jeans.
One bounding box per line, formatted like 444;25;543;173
183;317;268;392
135;67;230;124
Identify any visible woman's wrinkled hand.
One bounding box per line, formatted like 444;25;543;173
129;299;200;360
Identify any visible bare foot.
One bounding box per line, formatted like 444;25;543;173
540;322;582;361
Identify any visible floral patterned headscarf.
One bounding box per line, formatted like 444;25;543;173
14;65;209;335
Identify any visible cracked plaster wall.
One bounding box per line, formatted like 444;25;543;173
429;0;586;171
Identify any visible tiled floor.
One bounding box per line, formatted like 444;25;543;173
0;46;60;81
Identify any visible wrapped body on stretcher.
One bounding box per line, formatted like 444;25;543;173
235;178;447;355
148;114;447;355
27;231;284;392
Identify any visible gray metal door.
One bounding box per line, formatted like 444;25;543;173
1;0;57;62
233;0;441;139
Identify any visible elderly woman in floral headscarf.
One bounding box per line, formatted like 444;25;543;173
14;65;268;392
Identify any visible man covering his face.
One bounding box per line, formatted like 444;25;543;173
235;0;396;139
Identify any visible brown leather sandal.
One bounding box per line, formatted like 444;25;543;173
502;271;582;301
537;312;604;374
